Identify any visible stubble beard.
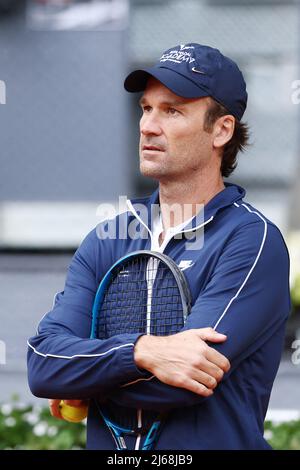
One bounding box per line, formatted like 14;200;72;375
139;153;173;181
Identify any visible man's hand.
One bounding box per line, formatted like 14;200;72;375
134;328;230;397
49;399;86;420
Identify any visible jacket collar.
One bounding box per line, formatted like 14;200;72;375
204;183;245;219
126;183;246;236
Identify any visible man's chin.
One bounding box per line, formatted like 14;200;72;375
140;165;164;180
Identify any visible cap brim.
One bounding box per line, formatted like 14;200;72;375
124;67;210;99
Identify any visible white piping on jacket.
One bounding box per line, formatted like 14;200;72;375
27;340;134;360
213;202;268;330
126;199;214;239
175;215;214;235
126;199;153;242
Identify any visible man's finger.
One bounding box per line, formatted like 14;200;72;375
49;399;63;420
192;369;218;389
197;327;227;343
179;378;214;397
205;347;231;373
194;358;226;382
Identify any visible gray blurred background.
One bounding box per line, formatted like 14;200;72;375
0;0;300;421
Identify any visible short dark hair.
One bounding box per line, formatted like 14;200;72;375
203;98;250;177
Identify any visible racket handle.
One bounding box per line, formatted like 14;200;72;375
59;400;88;423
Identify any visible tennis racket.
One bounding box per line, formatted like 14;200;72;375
90;250;192;450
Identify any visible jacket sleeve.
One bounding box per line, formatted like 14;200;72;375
27;228;149;400
109;221;291;412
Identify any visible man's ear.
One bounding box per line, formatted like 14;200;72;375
213;115;235;148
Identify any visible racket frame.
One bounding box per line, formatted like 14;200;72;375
90;250;192;450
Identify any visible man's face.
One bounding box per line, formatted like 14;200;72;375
139;77;216;183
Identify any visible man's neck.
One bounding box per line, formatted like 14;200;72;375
158;174;225;233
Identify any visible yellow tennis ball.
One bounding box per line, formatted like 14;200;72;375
59;401;88;423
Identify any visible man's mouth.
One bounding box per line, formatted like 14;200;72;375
142;145;164;152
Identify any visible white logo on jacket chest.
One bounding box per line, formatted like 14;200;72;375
178;260;194;271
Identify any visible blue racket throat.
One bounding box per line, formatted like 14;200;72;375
90;250;191;450
141;419;163;450
109;420;162;451
95;403;136;450
96;402;163;451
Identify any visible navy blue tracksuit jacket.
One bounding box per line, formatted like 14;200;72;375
27;184;291;449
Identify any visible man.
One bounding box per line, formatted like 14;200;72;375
27;43;290;450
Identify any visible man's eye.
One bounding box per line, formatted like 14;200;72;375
168;108;179;115
142;106;152;113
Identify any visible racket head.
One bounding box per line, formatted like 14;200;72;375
90;250;192;340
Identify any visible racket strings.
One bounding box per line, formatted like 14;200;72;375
97;257;184;338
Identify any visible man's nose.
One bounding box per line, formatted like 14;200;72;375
140;113;162;136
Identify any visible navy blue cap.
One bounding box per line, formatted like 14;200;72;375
124;43;247;120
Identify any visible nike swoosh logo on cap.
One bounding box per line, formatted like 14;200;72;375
192;67;206;75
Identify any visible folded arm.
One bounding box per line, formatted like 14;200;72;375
27;229;149;400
